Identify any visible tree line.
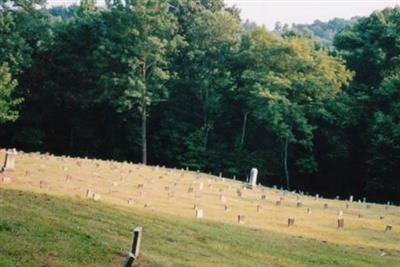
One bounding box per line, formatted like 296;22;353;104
1;0;399;203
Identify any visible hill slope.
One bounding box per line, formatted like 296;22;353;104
0;151;399;266
1;189;399;267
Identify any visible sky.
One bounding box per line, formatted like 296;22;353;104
225;0;399;29
47;0;400;30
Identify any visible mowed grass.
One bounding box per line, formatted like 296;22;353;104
1;189;399;267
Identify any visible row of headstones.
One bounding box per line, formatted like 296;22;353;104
193;207;393;232
190;167;394;210
189;188;390;222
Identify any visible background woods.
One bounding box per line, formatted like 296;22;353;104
1;0;399;203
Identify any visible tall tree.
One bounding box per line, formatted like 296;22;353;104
239;28;352;189
0;0;46;124
334;7;400;201
97;0;178;164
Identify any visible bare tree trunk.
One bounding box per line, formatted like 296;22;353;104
141;106;147;165
240;111;249;146
283;137;290;190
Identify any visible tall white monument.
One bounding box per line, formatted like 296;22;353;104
249;168;258;188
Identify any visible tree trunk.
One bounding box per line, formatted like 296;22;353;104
202;88;209;149
240;111;249;146
141;106;147;165
283;137;290;190
68;126;74;154
141;60;148;165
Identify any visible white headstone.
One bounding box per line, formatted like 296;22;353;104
199;182;204;190
249;168;258;187
338;210;343;219
220;194;226;203
196;209;203;219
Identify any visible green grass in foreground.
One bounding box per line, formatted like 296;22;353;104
0;189;398;267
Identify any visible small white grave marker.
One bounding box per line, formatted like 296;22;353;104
196;209;203;219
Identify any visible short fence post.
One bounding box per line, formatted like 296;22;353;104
123;226;143;267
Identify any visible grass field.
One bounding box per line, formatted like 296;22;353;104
0;150;399;266
1;189;400;267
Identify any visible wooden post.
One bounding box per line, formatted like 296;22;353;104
123;227;143;267
337;218;344;229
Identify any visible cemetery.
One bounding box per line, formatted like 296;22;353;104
1;150;399;266
2;0;400;265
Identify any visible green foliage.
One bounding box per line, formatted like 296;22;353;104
97;1;177;114
1;3;400;203
0;64;21;123
237;27;352;188
331;7;400;200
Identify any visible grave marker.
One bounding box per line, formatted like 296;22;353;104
338;210;343;219
123;227;143;267
2;149;17;171
249;168;258;188
220;194;226;203
236;189;242;198
86;189;93;198
1;176;11;183
39;180;48;189
196;209;203;219
337;218;344;229
199;182;204;190
238;215;245;225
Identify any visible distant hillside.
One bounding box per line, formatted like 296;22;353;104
292;17;359;46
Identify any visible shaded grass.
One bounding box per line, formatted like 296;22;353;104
0;189;398;267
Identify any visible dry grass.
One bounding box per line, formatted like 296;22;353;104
1;150;399;254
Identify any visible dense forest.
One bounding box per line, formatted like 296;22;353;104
1;0;399;203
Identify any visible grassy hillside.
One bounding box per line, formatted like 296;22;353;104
1;150;399;266
1;189;399;267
